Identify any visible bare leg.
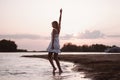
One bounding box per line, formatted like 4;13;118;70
54;53;63;75
48;52;56;75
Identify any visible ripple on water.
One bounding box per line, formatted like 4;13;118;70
0;53;91;80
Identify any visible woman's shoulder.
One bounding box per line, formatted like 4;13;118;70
53;28;58;34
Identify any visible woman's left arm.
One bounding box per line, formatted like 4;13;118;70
58;8;62;34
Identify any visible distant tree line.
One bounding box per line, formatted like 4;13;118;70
0;39;118;52
0;39;27;52
61;42;112;52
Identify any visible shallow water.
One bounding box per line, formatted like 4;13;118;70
0;52;92;80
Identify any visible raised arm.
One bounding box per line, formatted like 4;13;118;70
58;8;62;34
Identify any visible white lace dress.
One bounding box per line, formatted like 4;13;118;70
47;30;61;53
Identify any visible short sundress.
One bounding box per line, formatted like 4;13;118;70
47;29;61;53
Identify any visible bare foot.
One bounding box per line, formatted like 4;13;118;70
59;70;63;75
53;67;56;76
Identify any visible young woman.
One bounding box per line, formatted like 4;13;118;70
47;9;63;75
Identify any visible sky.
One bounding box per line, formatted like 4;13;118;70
0;0;120;51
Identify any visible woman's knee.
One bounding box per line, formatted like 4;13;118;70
54;53;58;60
54;57;58;60
48;52;53;59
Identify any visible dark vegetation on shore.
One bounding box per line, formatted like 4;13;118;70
22;54;120;80
0;39;27;52
61;42;114;52
0;39;119;52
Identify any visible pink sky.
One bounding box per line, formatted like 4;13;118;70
0;0;120;50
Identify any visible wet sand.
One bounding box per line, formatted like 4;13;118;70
22;54;120;80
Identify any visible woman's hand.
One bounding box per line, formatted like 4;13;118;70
60;8;62;14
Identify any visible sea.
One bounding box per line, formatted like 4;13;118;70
0;52;111;80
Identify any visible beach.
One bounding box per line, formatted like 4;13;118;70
22;53;120;80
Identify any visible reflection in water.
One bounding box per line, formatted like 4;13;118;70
0;53;91;80
53;76;63;80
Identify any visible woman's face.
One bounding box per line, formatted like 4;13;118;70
52;22;57;29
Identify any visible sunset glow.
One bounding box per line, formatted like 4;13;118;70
0;0;120;50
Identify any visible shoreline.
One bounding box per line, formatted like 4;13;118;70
22;54;120;80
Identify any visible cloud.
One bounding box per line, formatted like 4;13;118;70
0;31;119;40
107;35;120;38
76;30;104;39
61;30;120;39
0;34;49;40
60;30;105;40
60;34;74;40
